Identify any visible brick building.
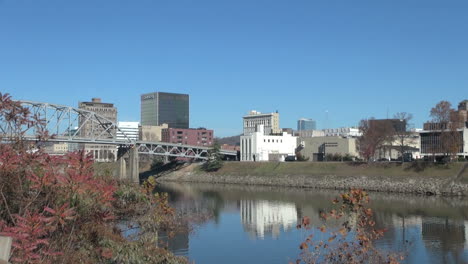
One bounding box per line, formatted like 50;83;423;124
162;128;214;146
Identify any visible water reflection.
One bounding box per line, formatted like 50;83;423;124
240;200;297;239
156;182;468;264
422;217;466;264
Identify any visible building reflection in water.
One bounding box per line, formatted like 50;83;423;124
240;200;298;239
421;217;467;264
466;221;468;250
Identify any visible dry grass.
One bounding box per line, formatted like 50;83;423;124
201;161;465;178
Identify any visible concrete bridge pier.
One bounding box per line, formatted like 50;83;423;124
129;146;139;183
118;156;127;180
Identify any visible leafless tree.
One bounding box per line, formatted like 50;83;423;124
358;118;394;161
430;100;452;123
428;101;463;160
393;112;415;162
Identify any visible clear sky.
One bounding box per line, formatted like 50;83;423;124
1;0;467;137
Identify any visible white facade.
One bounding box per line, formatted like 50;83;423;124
243;110;280;136
420;127;468;158
322;127;361;137
117;121;140;141
240;125;297;161
44;143;69;154
84;144;117;162
296;129;325;138
296;127;361;138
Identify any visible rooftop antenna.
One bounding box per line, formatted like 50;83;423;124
386;107;389;119
325;110;329;129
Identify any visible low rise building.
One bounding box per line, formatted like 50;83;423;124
220;144;240;152
162;127;214;146
240;125;297;161
296;127;360;138
139;124;168;141
420;126;468;159
322;127;361;137
298;136;359;161
84;144;117;162
374;133;421;160
420;99;468;160
43;142;69;155
296;130;325;138
281;128;294;135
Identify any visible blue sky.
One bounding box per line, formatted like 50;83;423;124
1;0;467;137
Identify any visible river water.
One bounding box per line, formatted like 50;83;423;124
155;182;468;264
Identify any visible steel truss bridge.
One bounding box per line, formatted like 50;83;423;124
0;100;237;160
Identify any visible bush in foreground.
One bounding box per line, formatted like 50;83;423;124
0;93;185;264
294;189;406;264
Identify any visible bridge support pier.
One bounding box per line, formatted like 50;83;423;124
129;146;139;183
118;156;127;180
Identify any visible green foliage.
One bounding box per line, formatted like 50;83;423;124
150;157;165;171
295;152;310;162
201;142;224;172
342;154;354;161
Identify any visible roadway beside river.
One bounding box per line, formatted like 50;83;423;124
156;161;468;196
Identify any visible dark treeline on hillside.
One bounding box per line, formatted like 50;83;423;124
216;134;241;146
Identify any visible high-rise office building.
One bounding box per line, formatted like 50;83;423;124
243;110;280;136
141;92;189;128
297;118;316;131
78;98;118;162
79;98;118;138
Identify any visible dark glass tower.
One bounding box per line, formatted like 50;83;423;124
141;92;189;128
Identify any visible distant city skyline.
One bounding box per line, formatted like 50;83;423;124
297;118;316;131
1;0;468;137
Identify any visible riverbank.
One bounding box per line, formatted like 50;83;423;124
156;161;468;196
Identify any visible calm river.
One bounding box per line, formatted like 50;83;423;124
155;182;468;264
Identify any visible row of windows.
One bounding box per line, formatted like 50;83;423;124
263;139;283;143
244;119;272;127
171;131;212;136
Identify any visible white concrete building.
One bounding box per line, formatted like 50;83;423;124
420;127;468;159
243;110;280;136
322;127;361;137
43;142;69;155
296;127;361;138
117;121;140;141
296;129;325;138
139;123;168;141
240;125;297;161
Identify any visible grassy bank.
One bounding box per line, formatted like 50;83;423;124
156;161;468;196
196;161;466;179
